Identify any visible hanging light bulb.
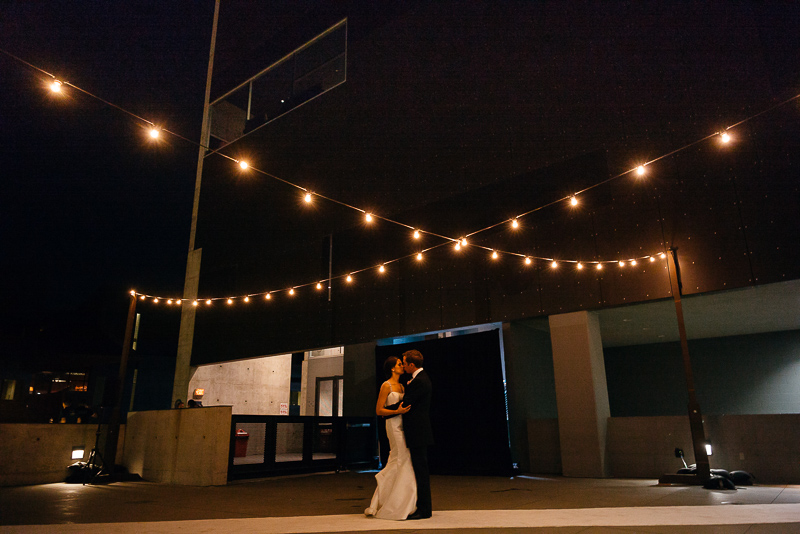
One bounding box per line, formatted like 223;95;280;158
379;264;386;273
637;165;646;176
176;299;181;305
630;259;637;266
570;196;578;206
265;293;272;300
619;261;625;267
413;229;420;239
130;290;136;296
239;160;249;170
577;262;584;270
304;192;312;203
461;238;468;246
649;256;656;262
454;241;461;251
346;275;353;283
50;80;62;92
167;299;173;305
140;295;146;300
206;299;212;305
660;252;667;259
316;282;323;290
148;127;160;139
244;296;250;303
551;261;558;269
720;132;731;143
491;250;498;260
192;300;199;306
153;298;159;303
511;219;519;228
365;213;373;223
289;288;295;296
227;298;233;305
596;263;603;270
524;257;532;265
416;252;423;261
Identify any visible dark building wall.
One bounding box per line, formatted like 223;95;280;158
191;2;800;363
604;329;800;416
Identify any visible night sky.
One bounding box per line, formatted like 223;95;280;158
1;2;216;317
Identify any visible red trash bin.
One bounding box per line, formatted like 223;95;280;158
234;429;249;457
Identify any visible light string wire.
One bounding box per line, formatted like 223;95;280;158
3;47;799;303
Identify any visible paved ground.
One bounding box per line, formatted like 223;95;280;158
1;471;799;533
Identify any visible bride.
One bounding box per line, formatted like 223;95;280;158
365;356;416;520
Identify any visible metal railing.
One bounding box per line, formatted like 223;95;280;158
228;415;377;480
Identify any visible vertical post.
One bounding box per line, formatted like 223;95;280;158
103;293;137;475
666;249;711;481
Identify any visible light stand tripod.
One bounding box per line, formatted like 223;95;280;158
83;424;107;485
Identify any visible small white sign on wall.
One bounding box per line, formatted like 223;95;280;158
280;402;289;415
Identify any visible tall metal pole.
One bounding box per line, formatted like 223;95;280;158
103;292;137;476
666;248;711;481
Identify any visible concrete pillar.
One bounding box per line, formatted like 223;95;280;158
549;311;610;477
172;248;202;405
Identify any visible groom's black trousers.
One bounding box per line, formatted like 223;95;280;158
409;446;432;515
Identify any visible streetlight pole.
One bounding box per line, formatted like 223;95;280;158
103;292;137;477
666;248;711;482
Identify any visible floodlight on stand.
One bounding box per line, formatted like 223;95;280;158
72;446;85;460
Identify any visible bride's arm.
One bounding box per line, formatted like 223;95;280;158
375;382;410;416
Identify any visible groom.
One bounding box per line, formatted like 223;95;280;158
400;349;433;519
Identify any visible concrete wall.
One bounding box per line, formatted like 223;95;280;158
0;424;124;487
122;406;231;486
526;418;561;474
188;354;292;415
607;414;800;484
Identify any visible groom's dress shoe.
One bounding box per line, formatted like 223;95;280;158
407;511;431;520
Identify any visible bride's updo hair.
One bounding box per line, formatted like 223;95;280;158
383;356;399;378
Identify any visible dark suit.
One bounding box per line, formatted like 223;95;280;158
402;369;433;516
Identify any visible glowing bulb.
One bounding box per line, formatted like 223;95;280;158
140;295;146;300
365;213;373;223
720;132;731;143
491;251;498;259
265;293;272;300
50;80;62;92
206;299;212;305
630;259;637;266
413;230;420;239
193;300;199;306
551;261;558;268
637;165;646;176
239;160;249;169
577;262;584;270
153;298;159;303
454;242;461;251
570;196;578;206
227;298;233;305
596;263;603;270
244;296;250;303
304;192;312;203
511;219;519;228
346;275;353;283
524;257;532;265
619;261;625;267
660;253;667;259
289;288;295;295
416;252;423;261
167;300;173;305
649;256;656;262
176;299;181;305
149;128;160;139
316;282;323;290
130;290;136;296
379;265;386;273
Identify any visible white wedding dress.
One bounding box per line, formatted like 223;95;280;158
365;391;417;520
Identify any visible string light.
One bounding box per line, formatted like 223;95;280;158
454;241;461;251
316;282;323;290
630;259;637;266
239;160;249;170
227;298;233;305
491;250;498;260
524;257;532;265
636;165;646;176
660;253;667;259
551;261;558;268
304;192;312;203
570;196;578;206
413;229;420;239
140;295;146;300
365;213;373;223
416;252;423;261
619;261;625;267
153;298;159;303
577;262;584;270
289;288;295;295
148;128;160;139
50;80;62;92
379;265;386;273
193;301;199;306
596;263;603;270
206;299;212;305
265;293;272;300
461;238;468;246
511;219;519;228
244;296;249;302
167;299;173;305
720;132;731;143
346;275;353;283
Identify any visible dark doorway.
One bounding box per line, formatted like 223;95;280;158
375;329;513;476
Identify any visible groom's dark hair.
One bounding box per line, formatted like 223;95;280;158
383;356;399;378
403;349;423;368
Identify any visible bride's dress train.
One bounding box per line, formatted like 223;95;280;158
365;391;417;520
